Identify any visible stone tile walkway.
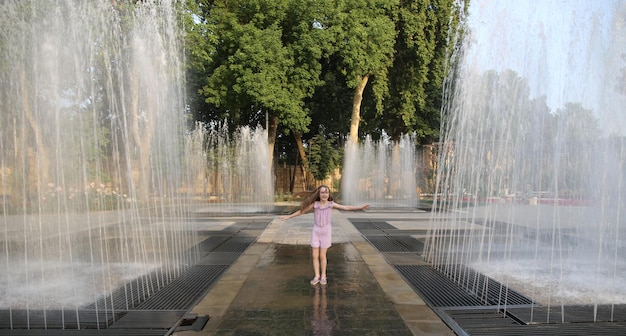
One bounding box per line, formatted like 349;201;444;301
174;208;454;336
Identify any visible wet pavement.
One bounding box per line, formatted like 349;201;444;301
174;207;454;336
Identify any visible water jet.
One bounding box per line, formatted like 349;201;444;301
428;0;626;323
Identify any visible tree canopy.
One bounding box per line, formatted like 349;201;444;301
184;0;468;182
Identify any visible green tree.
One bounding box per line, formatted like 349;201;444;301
187;0;333;166
552;102;599;196
184;0;219;125
307;132;341;181
185;0;469;192
328;0;398;143
618;53;626;96
380;0;466;143
304;58;354;147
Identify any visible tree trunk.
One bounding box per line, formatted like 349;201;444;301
267;114;278;167
20;65;50;192
293;131;310;188
349;74;369;144
130;69;155;203
11;116;26;207
289;151;298;193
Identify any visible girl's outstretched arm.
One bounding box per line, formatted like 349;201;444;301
280;204;314;220
332;203;369;211
279;210;301;221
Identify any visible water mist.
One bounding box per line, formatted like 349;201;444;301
0;0;193;328
428;0;626;323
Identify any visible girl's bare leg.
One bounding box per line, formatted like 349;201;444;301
320;248;328;279
311;247;321;278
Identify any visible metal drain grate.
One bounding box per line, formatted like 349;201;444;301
197;252;241;265
445;266;534;306
352;219;425;253
506;305;626;324
350;220;396;231
109;310;185;330
85;269;178;310
84;265;208;311
387;229;429;235
364;235;424;252
0;219;272;335
435;305;626;336
396;265;534;307
0;329;168;335
392;235;424;252
196;235;233;252
441;307;522;331
438;307;626;335
84;236;250;311
136;265;228;310
394;265;626;335
0;309;123;330
351;221;378;230
395;265;485;307
242;221;272;230
213;235;256;253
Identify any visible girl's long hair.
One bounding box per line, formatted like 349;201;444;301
297;185;334;213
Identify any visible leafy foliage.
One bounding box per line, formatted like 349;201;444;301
184;0;468;172
379;0;467;142
307;133;341;181
185;0;337;133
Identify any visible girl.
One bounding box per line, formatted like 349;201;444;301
280;185;369;285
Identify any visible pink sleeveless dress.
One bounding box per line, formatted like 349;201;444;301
311;201;333;248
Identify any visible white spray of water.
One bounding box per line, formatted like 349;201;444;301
428;0;626;323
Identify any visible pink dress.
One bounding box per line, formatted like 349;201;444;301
311;201;333;248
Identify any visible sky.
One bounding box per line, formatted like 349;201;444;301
464;0;626;134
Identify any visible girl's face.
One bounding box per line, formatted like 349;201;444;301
319;187;330;201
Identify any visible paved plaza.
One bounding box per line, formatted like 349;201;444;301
175;206;453;335
4;205;626;335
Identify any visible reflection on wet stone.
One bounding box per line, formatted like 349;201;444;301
213;244;412;335
311;285;333;335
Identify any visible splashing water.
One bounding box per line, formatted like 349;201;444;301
0;0;195;326
428;0;626;322
342;133;418;208
185;123;274;215
0;1;276;325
